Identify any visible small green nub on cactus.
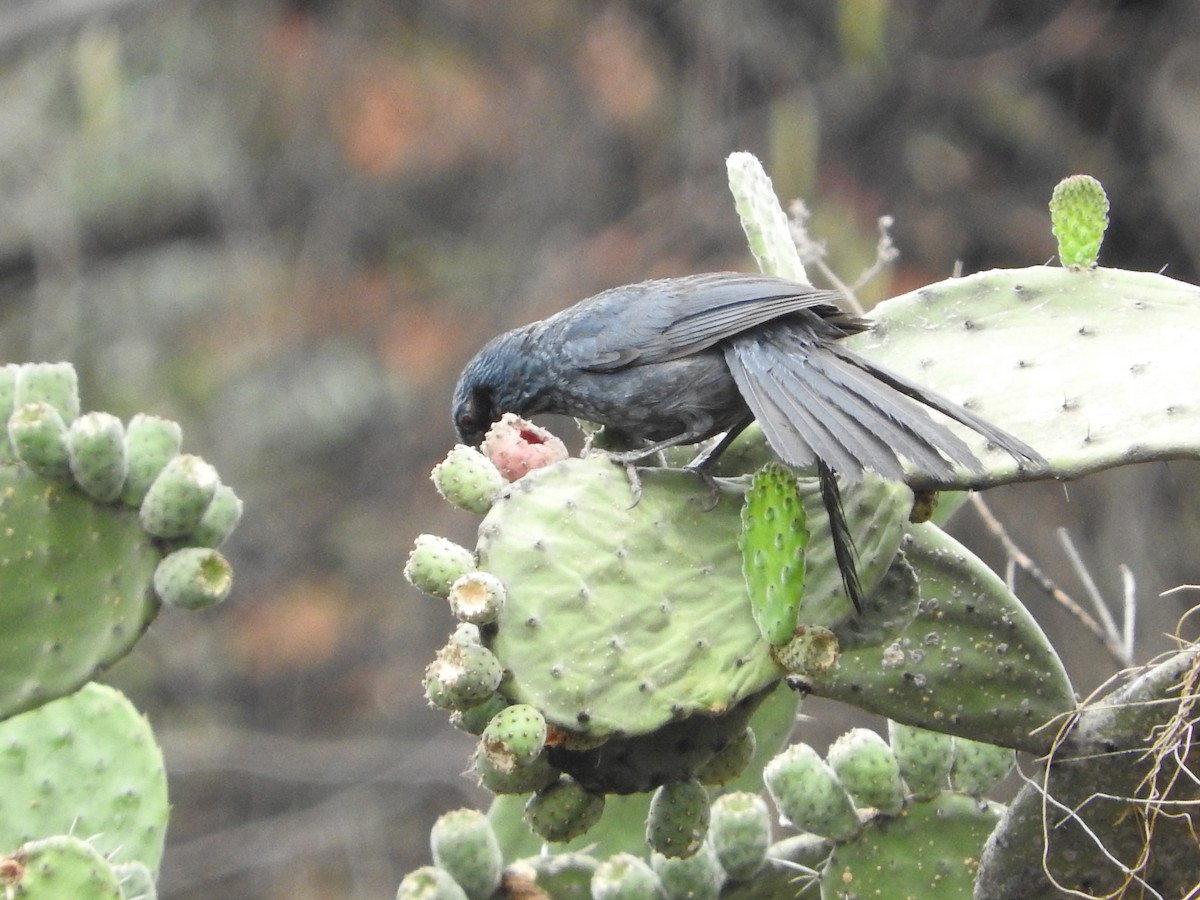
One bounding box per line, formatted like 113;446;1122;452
480;703;548;772
950;736;1016;797
404;534;476;599
139;454;220;538
764;743;861;841
67;411;127;502
472;745;560;795
695;727;756;786
8;402;71;479
450;693;509;736
395;865;469;900
827;728;905;815
888;720;955;800
646;778;711;859
447;571;507;625
1049;174;1109;269
189;482;243;548
423;641;504;711
14;362;81;423
740;463;808;645
709;791;771;881
652;841;725;900
153;547;234;610
430;808;502;900
525;777;605;843
591;852;662;900
121;414;182;507
432;444;505;514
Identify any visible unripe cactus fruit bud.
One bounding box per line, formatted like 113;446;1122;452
888;720;955;800
121;414;182;506
404;534;475;599
154;547;234;610
139;454;219;538
771;625;839;676
14;362;80;423
709;791;770;881
450;693;508;736
67;411;127;502
481;703;547;772
764;743;860;841
423;641;503;711
652;841;724;900
696;727;756;786
591;853;661;900
827;728;905;815
431;444;505;514
447;571;506;625
472;745;560;795
1049;174;1109;269
395;865;469;900
646;778;710;859
430;808;502;900
8;402;71;479
189;482;243;547
525;778;605;843
951;736;1015;797
482;413;569;481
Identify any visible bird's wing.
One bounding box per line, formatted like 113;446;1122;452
553;272;849;371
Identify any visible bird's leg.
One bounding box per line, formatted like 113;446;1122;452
592;432;696;506
685;417;754;510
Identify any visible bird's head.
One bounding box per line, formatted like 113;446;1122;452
452;328;541;446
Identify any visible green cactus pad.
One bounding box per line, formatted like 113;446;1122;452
763;743;860;842
850;265;1200;486
0;683;169;872
1049;174;1109;269
646;778;710;859
709;791;771;881
591;852;662;900
67;412;128;503
430;808;502;900
152;547;233;610
827;728;905;815
797;523;1074;754
8;403;72;480
0;466;161;721
395;865;469;900
138;454;219;539
740;464;809;645
479;457;910;739
887;720;955;800
823;793;1002;899
1;835;122;899
727;151;809;283
950;737;1015;797
120;415;182;508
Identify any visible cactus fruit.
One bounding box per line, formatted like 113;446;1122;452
67;412;127;502
138;454;219;539
708;791;771;881
694;727;756;787
189;482;243;548
950;737;1016;797
152;547;233;610
450;693;509;736
8;402;72;479
764;743;861;842
1;835;123;899
1049;174;1109;269
591;852;662;900
447;571;506;625
422;640;503;711
645;778;710;859
887;720;955;800
405;535;476;599
726;151;808;283
651;841;724;899
431;445;505;514
827;728;905;815
480;703;548;772
0;683;168;872
740;464;810;644
472;745;560;795
13;363;80;423
429;809;502;900
120;415;182;507
482;413;569;482
525;778;606;844
395;865;469;900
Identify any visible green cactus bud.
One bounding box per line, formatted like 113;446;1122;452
120;414;182;507
430;808;502;900
646;778;710;859
395;865;469;900
1049;174;1109;269
188;482;243;548
2;835;122;898
448;622;482;647
695;727;756;787
153;547;233;610
0;363;18;461
709;791;771;881
404;534;475;599
951;737;1015;797
764;743;861;841
740;463;811;644
8;402;71;479
651;841;724;900
827;728;905;815
14;362;80;424
525;777;605;843
66;411;127;502
509;852;599;897
112;862;156;900
887;720;955;800
423;641;503;711
472;745;560;795
139;454;219;538
449;692;508;736
772;625;839;677
591;852;662;900
432;445;505;514
447;571;506;625
481;703;547;772
726;151;808;282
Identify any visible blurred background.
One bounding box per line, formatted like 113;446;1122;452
0;0;1198;897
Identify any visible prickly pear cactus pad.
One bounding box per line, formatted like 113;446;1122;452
478;456;912;739
852;265;1200;486
1;835;124;899
0;683;169;873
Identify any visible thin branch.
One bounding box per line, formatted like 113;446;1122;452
1057;526;1125;659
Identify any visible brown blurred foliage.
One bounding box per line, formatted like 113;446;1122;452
0;1;1198;897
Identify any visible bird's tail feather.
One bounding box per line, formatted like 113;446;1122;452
819;459;862;613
